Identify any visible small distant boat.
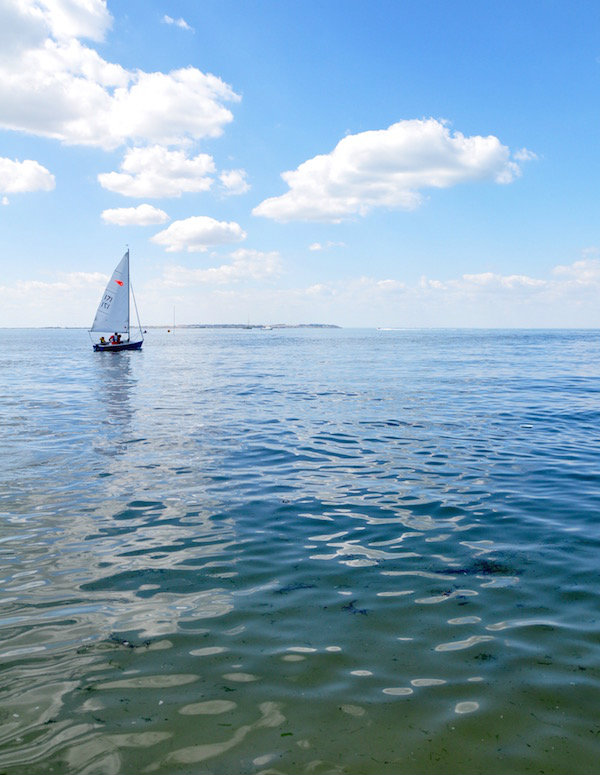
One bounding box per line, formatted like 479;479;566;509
89;249;144;352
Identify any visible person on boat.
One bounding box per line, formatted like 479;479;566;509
116;333;122;343
99;336;106;345
109;333;118;344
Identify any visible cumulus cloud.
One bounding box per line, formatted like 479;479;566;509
151;215;246;252
0;269;111;326
410;260;600;299
0;1;239;149
254;119;534;222
459;272;546;290
219;169;250;195
98;146;215;198
280;256;600;327
162;14;193;31
41;0;113;41
513;148;538;162
304;276;406;298
286;254;600;316
0;157;55;193
4;254;600;328
309;241;345;251
0;0;112;51
101;203;169;226
1;270;107;305
415;271;548;296
162;249;281;286
551;259;600;284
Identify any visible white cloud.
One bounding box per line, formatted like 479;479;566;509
0;270;109;326
0;1;47;62
0;2;239;149
162;14;193;31
111;68;238;147
17;270;108;292
2;196;8;205
551;259;600;283
101;203;169;226
309;240;345;251
3;254;600;328
278;257;598;326
219;168;250;195
40;0;113;41
414;271;548;297
459;272;546;290
376;278;405;291
10;271;145;326
151;216;246;252
513;148;538;162
409;261;600;300
310;275;406;298
305;282;328;294
161;249;281;286
0;0;112;52
254;119;532;222
98;146;215;197
0;157;55;193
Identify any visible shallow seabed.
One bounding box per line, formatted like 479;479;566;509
1;328;599;774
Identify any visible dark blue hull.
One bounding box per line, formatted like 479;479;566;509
93;340;143;352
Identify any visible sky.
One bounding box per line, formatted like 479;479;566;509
1;0;599;328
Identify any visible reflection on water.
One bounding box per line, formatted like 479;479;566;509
0;328;599;773
91;350;136;460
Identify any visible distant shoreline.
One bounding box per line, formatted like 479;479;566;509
161;323;342;330
3;323;342;330
2;325;599;331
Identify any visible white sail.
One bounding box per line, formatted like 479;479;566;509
90;251;130;334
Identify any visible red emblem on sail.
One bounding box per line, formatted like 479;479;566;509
114;280;124;286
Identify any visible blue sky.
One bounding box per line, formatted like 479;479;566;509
1;0;599;327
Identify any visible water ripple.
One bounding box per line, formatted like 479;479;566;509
1;328;600;774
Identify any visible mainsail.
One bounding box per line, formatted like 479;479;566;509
90;250;130;334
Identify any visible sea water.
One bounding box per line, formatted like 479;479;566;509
0;327;599;774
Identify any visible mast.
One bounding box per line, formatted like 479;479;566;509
127;246;130;341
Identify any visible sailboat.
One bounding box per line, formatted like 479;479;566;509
89;249;144;351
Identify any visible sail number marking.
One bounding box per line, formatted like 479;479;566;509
99;293;113;310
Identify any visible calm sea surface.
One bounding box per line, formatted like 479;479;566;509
1;327;599;774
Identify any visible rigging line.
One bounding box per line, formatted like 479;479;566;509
131;281;144;341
